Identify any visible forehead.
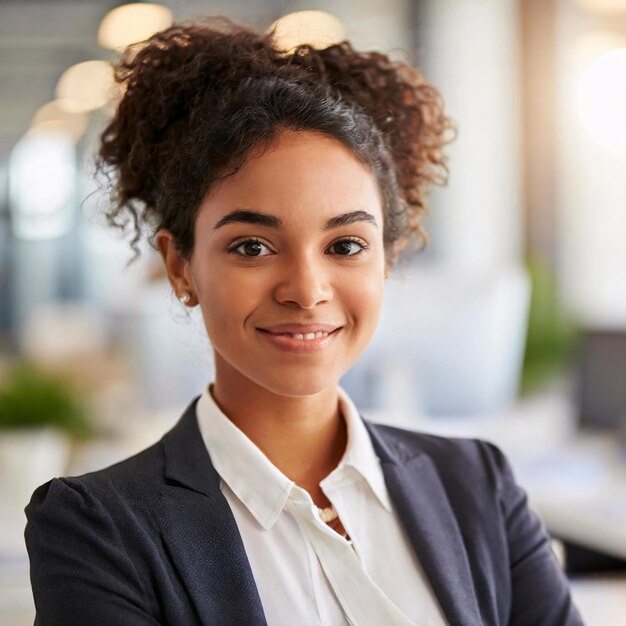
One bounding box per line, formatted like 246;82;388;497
197;130;383;227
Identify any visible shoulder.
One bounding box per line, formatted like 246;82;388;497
24;444;167;623
364;419;514;495
25;438;166;526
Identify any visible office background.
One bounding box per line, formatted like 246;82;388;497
1;0;625;624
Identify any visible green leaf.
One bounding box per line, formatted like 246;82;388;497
0;362;95;440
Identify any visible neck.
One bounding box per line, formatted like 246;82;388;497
210;367;347;496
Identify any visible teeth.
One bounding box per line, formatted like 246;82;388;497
289;331;329;340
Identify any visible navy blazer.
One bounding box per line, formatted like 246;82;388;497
25;397;585;625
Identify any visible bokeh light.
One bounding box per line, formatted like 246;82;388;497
55;60;115;113
29;100;88;143
268;11;345;52
98;3;173;51
9;132;77;239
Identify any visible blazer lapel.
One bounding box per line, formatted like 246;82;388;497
158;398;267;625
154;397;482;626
363;419;483;626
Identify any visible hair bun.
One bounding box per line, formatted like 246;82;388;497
99;18;279;220
279;42;455;220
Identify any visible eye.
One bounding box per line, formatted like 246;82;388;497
227;238;273;257
326;237;369;256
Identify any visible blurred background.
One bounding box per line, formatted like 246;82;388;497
1;0;625;623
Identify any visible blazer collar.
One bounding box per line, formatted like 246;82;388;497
162;396;222;498
159;396;482;626
159;397;268;625
193;383;394;532
363;421;483;626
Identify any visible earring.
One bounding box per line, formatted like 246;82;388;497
179;292;191;305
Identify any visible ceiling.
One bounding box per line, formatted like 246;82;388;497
0;0;292;165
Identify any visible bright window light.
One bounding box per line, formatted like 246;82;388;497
577;48;626;155
574;0;626;14
9;131;77;239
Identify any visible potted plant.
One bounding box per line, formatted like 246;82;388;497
0;361;95;517
520;255;582;395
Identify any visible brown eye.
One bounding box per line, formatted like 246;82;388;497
327;239;368;256
228;239;272;257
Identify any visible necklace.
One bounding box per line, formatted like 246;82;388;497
317;504;339;523
317;504;349;539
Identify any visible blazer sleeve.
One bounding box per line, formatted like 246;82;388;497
482;442;586;626
24;477;161;626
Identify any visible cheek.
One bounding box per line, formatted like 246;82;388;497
340;269;385;328
196;267;263;338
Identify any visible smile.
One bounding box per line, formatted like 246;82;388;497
256;327;342;354
277;331;329;340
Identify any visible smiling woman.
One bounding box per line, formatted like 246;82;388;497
158;130;386;401
23;15;584;626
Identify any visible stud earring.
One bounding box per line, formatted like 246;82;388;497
179;293;191;304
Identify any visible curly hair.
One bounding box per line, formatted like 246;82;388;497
97;15;455;267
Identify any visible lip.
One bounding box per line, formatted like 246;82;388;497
258;323;342;335
256;326;343;355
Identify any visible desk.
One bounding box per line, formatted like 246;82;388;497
570;575;626;626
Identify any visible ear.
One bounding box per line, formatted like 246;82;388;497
155;229;196;306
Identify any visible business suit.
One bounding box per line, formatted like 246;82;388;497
25;396;584;625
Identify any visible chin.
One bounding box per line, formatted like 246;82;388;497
213;348;350;398
255;370;341;398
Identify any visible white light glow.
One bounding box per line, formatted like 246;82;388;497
573;32;626;67
98;3;173;51
268;11;346;53
574;0;626;14
577;48;626;155
9;132;77;239
55;60;115;113
30;99;88;142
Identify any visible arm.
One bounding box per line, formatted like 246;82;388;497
482;442;586;626
24;477;161;626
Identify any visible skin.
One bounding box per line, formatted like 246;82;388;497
157;129;388;522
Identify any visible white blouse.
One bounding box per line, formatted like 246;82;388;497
195;383;448;626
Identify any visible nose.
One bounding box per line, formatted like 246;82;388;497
273;253;333;309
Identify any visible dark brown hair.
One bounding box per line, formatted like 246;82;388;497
97;15;455;267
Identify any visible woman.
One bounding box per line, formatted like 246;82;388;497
25;16;584;626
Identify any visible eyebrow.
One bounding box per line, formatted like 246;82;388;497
325;210;379;230
212;209;379;231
